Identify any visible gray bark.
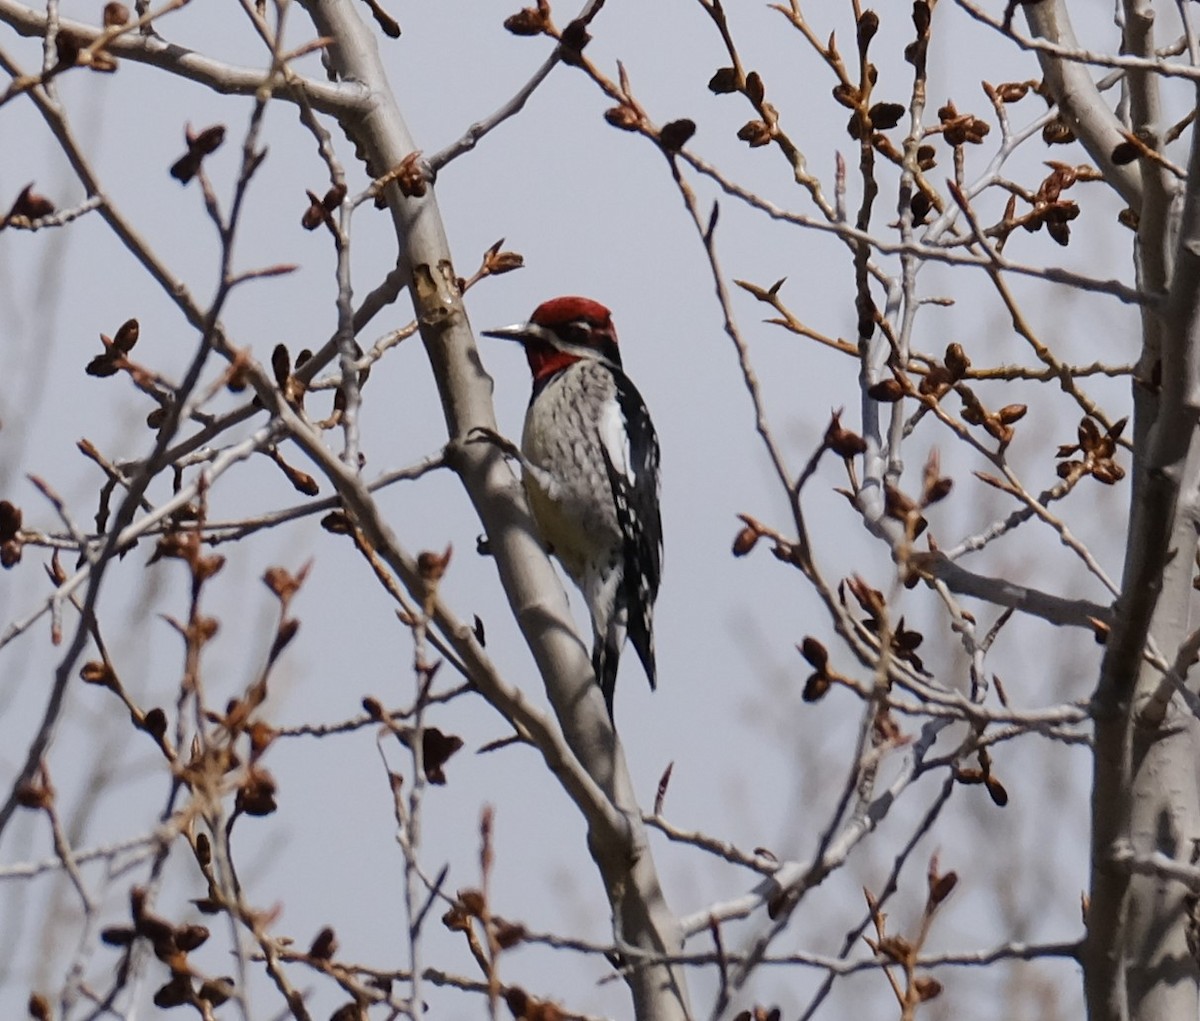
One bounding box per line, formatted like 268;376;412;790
294;1;691;1016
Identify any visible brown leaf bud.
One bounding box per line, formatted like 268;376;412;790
8;184;56;221
484;245;524;275
869;102;905;130
965;118;990;142
197;979;233;1007
442;905;470;932
910;190;931;224
271;344;290;388
0;501;21;541
15;780;51;810
192;124;225;156
301;190;327;231
559;18;590;57
85;351;120;377
458;888;486;916
320;511;354;534
825;409;867;454
867;378;905;402
846;575;886;618
236;768;277;816
604;105;641;132
743;71;765;105
418;545;453;584
985;775;1009;806
140;707;168;742
827;423;867;457
877;934;913;961
731;525;759;557
55;31;81;66
884;483;917;522
103;2;131;25
924;477;953;504
392;151;428;198
659;118;696;153
914;976;943;1001
309;926;338;960
737;120;772;147
153;976;192;1009
995;80;1029;102
263;565;303;601
920;366;953;398
799;636;828;670
422;727;464;785
928;871;957;904
505;987;530;1018
802;673;830;702
831;83;859;109
943;342;970;378
175;924;210;952
911;0;931;33
80;660;118;688
856;8;879;50
495;921;527;949
1042;117;1075;145
708;67;739;94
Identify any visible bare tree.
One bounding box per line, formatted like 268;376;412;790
0;0;1197;1018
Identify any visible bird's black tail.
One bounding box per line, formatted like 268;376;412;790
594;635;621;719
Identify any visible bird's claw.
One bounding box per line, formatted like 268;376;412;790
468;425;521;460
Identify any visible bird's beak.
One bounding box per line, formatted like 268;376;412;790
482;322;559;346
480;322;533;343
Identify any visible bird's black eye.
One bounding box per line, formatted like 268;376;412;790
562;321;591;345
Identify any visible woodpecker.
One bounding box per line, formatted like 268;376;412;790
482;296;663;716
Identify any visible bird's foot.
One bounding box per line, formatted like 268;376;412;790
467;425;522;461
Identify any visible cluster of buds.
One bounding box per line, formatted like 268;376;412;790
373;150;430;202
101;888;232;1009
706;62;775;149
861;858;958;1007
1;184;55;229
883;449;954;539
301;183;347;232
798;635;848;702
823;409;868;458
85;317;139;378
935;100;990;146
54;29;117;72
363;697;464;785
918;342;971;400
169;123;225;184
954;747;1009;806
1056;415;1126;484
503;0;550;36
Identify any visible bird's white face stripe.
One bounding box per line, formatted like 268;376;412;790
598;400;633;484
